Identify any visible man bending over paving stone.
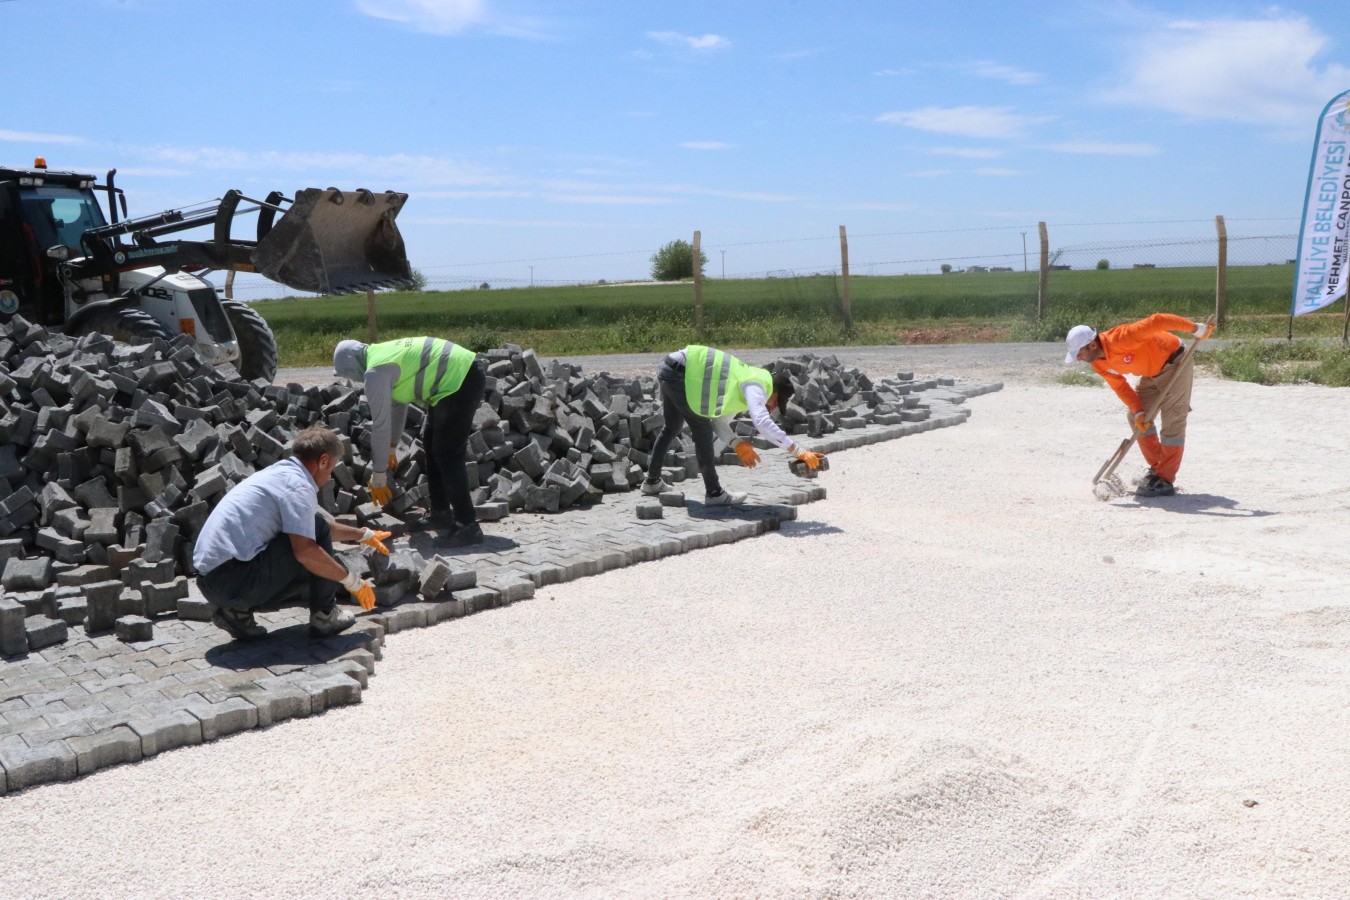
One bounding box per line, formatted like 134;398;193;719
334;336;486;546
193;426;387;642
1064;313;1214;497
642;345;826;505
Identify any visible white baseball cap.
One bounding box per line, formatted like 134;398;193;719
1064;325;1097;364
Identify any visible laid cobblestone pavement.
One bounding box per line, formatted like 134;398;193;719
0;381;1000;795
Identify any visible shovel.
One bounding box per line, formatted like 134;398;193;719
1091;315;1215;488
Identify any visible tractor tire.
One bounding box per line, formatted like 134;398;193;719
221;299;278;383
76;305;175;345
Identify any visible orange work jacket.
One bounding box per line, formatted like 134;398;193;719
1090;313;1196;413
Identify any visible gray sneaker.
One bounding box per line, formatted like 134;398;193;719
309;606;356;637
704;489;747;507
211;607;267;642
640;478;671;496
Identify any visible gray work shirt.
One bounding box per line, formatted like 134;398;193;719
192;457;319;575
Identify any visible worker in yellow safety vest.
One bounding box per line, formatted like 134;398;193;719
334;336;486;545
642;345;825;506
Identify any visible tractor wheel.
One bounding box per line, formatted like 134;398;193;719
221;299;278;383
76;305;175;344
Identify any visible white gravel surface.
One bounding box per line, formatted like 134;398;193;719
4;356;1350;898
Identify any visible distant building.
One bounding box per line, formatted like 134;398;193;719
964;265;989;273
1133;263;1156;269
991;266;1013;272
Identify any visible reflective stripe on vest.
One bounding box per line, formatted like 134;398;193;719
683;345;773;417
365;337;475;405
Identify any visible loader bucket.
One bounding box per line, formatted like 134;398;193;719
252;188;412;294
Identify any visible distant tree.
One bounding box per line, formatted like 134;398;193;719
479;282;491;290
650;239;708;281
1096;259;1110;270
407;267;429;291
940;263;953;274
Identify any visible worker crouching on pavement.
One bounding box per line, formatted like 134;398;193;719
642;345;825;505
193;426;387;642
1065;314;1214;497
333;336;487;546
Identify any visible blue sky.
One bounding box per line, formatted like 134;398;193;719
3;0;1347;295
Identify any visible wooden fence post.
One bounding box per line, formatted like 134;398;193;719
692;230;704;332
838;225;853;331
1037;221;1049;322
366;288;377;342
1214;215;1228;328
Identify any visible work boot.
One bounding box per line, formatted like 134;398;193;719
309;605;356;637
409;511;454;533
1132;468;1157;487
704;489;747;507
1135;475;1176;497
211;607;267;642
444;521;484;547
641;478;671;496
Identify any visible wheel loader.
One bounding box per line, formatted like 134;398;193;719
0;158;411;382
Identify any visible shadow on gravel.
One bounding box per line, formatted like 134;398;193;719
686;503;796;522
778;521;845;538
1125;493;1277;518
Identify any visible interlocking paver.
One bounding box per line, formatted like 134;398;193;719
0;382;1001;794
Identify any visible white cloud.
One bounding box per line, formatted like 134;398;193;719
679;141;732;151
141;145;503;187
545;193;680;205
877;106;1049;139
354;0;549;38
0;129;84;145
1107;14;1350;125
355;0;486;34
960;60;1042;86
975;167;1020;177
1038;140;1159;156
927;146;1003;159
647;31;731;52
873;68;915;77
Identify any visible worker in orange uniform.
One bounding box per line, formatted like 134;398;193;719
1064;314;1214;496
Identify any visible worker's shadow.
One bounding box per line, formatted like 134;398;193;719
1127;492;1276;518
686;502;798;523
403;531;519;556
779;520;845;538
204;624;376;671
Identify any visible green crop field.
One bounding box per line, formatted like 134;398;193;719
254;263;1345;368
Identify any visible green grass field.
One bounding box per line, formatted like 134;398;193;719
254;263;1346;368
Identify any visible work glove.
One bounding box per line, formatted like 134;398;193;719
360;528;392;555
388;452;399;473
368;472;393;507
340;570;376;611
1193;321;1214;340
1131;411;1151;435
734;441;761;468
796;449;826;470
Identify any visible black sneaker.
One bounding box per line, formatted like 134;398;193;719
1135;475;1176;497
444;521;484;547
410;511;454;533
211;607;267;642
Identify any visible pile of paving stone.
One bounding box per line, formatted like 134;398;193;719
0;312;960;656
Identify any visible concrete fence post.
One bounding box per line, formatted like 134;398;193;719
366;288;377;343
1037;221;1049;322
1215;215;1227;328
839;225;853;331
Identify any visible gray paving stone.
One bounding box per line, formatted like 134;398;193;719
23;616;67;651
0;740;78;792
0;598;26;657
246;686;313;727
127;709;204;756
67;725;143;775
183;695;259;742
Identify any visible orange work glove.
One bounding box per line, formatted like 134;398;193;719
1131;411;1151;435
796;449;825;470
360;528;392;555
734;441;761;468
1193;321;1215;341
388;452;399;473
340;571;377;611
368;472;393;507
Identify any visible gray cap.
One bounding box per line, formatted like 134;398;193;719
333;339;368;381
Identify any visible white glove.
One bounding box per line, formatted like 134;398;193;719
369;471;387;489
340;570;364;594
1193;321;1211;340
